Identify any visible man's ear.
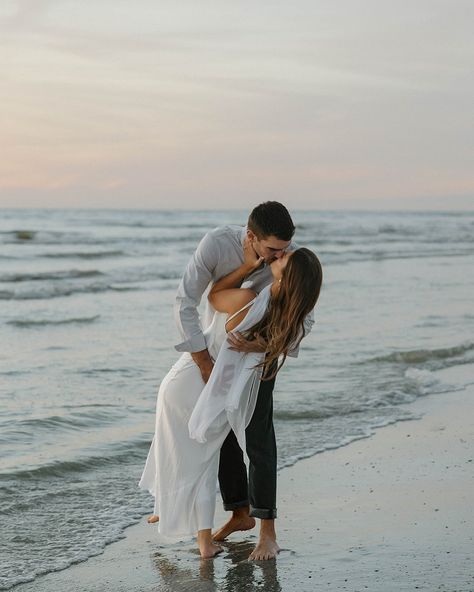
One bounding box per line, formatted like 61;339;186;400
246;229;256;241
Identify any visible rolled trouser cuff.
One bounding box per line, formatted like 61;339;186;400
223;499;249;511
249;506;277;519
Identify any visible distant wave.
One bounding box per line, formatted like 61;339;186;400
317;247;474;266
42;250;124;259
0;283;139;301
76;366;141;377
2;409;120;436
368;342;474;365
0;230;36;240
80;220;215;229
7;315;100;328
0;369;26;377
0;270;103;282
0;267;180;299
0;229;63;242
0;230;204;246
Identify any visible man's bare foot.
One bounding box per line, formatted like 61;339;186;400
147;514;159;524
212;510;256;541
248;535;280;560
197;529;224;559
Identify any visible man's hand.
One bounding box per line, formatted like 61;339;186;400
227;331;268;353
191;349;214;383
243;237;264;272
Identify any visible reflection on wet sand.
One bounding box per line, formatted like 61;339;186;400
152;540;282;592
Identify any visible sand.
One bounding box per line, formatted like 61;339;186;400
14;369;474;592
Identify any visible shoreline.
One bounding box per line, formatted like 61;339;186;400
12;369;474;592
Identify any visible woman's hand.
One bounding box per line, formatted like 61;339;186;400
227;331;268;353
243;237;264;272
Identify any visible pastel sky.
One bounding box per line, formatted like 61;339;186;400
1;0;473;210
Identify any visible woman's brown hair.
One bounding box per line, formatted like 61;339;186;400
246;248;322;380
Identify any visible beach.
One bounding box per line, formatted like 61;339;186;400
12;365;473;592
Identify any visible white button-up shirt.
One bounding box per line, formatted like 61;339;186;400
174;225;314;356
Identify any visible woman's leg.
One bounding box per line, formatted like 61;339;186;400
140;355;216;536
140;354;232;551
197;528;223;559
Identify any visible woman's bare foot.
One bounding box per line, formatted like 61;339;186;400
212;507;256;541
199;541;224;559
147;514;159;524
248;518;280;560
197;529;224;559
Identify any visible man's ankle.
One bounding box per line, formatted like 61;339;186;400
259;518;276;538
233;506;250;519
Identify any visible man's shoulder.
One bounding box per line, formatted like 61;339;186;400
206;225;244;244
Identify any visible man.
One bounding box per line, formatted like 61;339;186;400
174;201;313;560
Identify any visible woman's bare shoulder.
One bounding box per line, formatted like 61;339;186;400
208;287;256;315
229;288;257;311
224;289;257;331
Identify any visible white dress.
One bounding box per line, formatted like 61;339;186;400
139;286;271;539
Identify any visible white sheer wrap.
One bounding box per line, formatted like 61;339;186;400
188;284;272;450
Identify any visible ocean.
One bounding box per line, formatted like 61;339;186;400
1;208;473;589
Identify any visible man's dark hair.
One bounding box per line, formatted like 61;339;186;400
247;201;295;241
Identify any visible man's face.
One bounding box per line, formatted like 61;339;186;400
247;230;290;263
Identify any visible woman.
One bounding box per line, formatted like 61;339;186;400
139;243;322;559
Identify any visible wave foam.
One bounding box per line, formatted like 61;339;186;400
7;315;100;328
368;342;474;365
1;270;103;282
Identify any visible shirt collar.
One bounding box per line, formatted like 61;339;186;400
240;225;247;246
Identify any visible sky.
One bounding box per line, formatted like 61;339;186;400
0;0;473;210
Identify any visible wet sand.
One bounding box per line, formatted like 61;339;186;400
14;370;474;591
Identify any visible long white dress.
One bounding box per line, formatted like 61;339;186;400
139;286;271;539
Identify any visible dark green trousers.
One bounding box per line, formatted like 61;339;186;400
218;372;277;519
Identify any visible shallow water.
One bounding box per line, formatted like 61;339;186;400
1;208;473;589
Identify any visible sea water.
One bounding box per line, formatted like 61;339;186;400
0;208;473;589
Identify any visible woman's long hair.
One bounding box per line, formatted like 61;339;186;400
246;248;322;381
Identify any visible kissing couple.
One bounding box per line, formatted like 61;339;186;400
139;201;322;560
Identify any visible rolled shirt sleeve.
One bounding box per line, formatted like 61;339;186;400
174;232;219;353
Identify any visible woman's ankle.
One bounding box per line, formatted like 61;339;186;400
197;528;212;543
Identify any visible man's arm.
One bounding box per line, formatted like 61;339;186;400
174;231;219;382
